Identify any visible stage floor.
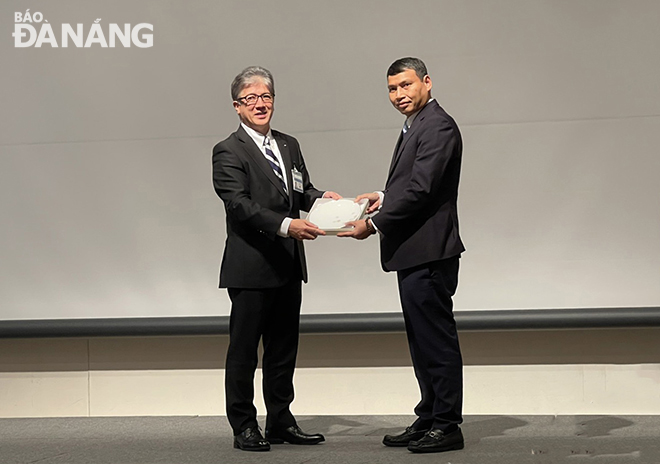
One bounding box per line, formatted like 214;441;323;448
2;415;659;463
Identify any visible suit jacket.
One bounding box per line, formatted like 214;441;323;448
372;100;465;272
212;125;323;288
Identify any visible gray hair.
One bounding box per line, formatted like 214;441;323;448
387;57;428;80
230;66;275;101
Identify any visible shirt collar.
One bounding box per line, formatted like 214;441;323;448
405;98;434;130
241;122;273;147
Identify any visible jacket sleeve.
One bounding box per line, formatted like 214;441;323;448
212;142;286;238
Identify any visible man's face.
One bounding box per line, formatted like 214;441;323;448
233;79;274;135
387;68;432;117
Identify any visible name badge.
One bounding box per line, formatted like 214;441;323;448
292;167;304;193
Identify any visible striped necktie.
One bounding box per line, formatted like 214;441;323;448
402;120;410;134
263;136;287;192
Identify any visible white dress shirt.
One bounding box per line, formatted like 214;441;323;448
241;123;292;237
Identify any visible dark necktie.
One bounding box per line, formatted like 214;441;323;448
263;136;287;192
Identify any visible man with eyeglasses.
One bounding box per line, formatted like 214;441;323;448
212;66;340;452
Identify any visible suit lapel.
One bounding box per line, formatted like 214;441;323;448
387;131;405;180
387;121;418;180
386;101;435;181
273;131;294;206
236;126;289;201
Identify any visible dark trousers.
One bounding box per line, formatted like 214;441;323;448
225;279;302;435
397;256;463;431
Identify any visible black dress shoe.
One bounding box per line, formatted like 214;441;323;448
233;427;270;451
382;426;430;447
266;425;325;445
407;427;464;453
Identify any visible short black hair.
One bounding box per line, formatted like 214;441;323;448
387;57;428;80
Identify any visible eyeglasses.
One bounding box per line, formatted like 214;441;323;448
236;93;274;107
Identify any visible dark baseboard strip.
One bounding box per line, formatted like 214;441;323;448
1;307;659;338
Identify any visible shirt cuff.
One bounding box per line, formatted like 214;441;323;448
278;217;293;237
369;191;384;234
370;216;380;233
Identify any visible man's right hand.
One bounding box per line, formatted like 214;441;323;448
288;219;325;240
356;192;381;214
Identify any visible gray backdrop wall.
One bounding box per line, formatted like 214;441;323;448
1;0;659;320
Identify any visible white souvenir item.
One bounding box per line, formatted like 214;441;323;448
307;198;369;234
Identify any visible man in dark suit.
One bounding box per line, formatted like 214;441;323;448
212;66;340;452
340;57;466;453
